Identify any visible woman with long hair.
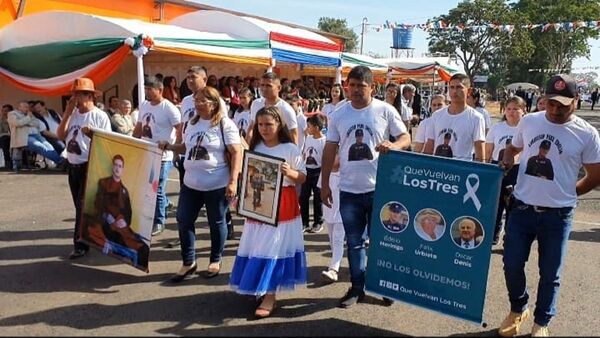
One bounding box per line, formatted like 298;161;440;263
162;86;242;282
162;76;181;105
230;106;307;318
485;96;525;245
322;83;345;118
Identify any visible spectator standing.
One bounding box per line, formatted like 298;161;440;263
0;104;12;170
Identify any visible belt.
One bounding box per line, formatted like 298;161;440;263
68;162;88;168
514;199;572;213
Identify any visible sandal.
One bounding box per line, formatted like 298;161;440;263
205;261;221;278
254;300;277;318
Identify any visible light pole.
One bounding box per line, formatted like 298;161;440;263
360;17;368;55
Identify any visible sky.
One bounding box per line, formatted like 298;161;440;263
194;0;599;76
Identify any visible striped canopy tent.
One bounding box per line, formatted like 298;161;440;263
170;10;343;67
380;57;459;84
301;52;389;81
0;10;271;95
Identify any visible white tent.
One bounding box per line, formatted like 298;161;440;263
170;10;342;67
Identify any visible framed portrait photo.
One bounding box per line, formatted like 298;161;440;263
238;150;285;226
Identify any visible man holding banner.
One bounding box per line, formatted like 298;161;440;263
56;78;111;259
321;65;411;308
499;74;600;337
423;74;486;162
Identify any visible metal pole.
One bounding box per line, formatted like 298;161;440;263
360;17;368;54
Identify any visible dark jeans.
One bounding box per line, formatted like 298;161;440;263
493;163;519;238
175;156;232;225
339;190;374;291
503;199;574;326
176;184;228;265
300;167;323;227
68;163;90;252
0;135;11;170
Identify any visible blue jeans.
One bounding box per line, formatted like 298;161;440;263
27;133;64;164
503;199;574;326
154;160;173;225
176;184;228;265
339;190;373;291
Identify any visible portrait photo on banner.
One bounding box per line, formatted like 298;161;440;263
238;150;284;226
450;216;485;250
79;129;162;272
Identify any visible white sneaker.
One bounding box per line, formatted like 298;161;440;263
531;323;550;337
321;269;338;282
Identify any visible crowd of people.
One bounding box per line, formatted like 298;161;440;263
2;64;599;337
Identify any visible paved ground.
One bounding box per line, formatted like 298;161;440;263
0;109;599;336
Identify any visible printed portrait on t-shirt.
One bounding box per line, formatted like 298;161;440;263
497;137;512;162
305;147;318;166
434;132;454;158
525;139;554;180
237;118;248;139
348;128;373;161
141;114;153;139
188;134;209;161
67;128;82;155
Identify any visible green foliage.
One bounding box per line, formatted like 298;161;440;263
317;17;358;52
428;0;526;81
509;0;600;86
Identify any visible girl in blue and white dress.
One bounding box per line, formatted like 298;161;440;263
230;105;307;318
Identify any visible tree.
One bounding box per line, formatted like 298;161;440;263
512;0;600;75
317;17;358;53
427;0;531;81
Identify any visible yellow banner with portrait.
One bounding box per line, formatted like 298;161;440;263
80;129;162;272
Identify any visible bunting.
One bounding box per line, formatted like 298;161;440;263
368;20;600;34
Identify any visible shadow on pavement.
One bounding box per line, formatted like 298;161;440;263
0;292;374;335
448;328;498;337
569;227;600;243
158;318;408;336
0;229;72;242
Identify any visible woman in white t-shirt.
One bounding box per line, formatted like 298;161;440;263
233;87;253;145
414;94;446;152
467;88;492;134
485;96;525;244
161;86;242;283
322;83;345;120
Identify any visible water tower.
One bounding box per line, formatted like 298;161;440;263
391;27;414;58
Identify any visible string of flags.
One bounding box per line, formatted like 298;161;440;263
370;20;600;34
529;66;600;73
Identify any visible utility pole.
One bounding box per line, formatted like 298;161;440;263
360;17;368;55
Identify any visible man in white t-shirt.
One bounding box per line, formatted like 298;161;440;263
56;78;112;259
498;74;600;337
321;65;411;308
246;72;298;144
133;76;182;236
423;74;486;162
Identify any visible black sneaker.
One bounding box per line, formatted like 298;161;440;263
302;225;311;233
152;223;165;236
227;222;234;240
338;288;365;308
382;297;394;307
68;248;88;259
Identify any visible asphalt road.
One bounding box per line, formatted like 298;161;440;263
0;108;599;336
